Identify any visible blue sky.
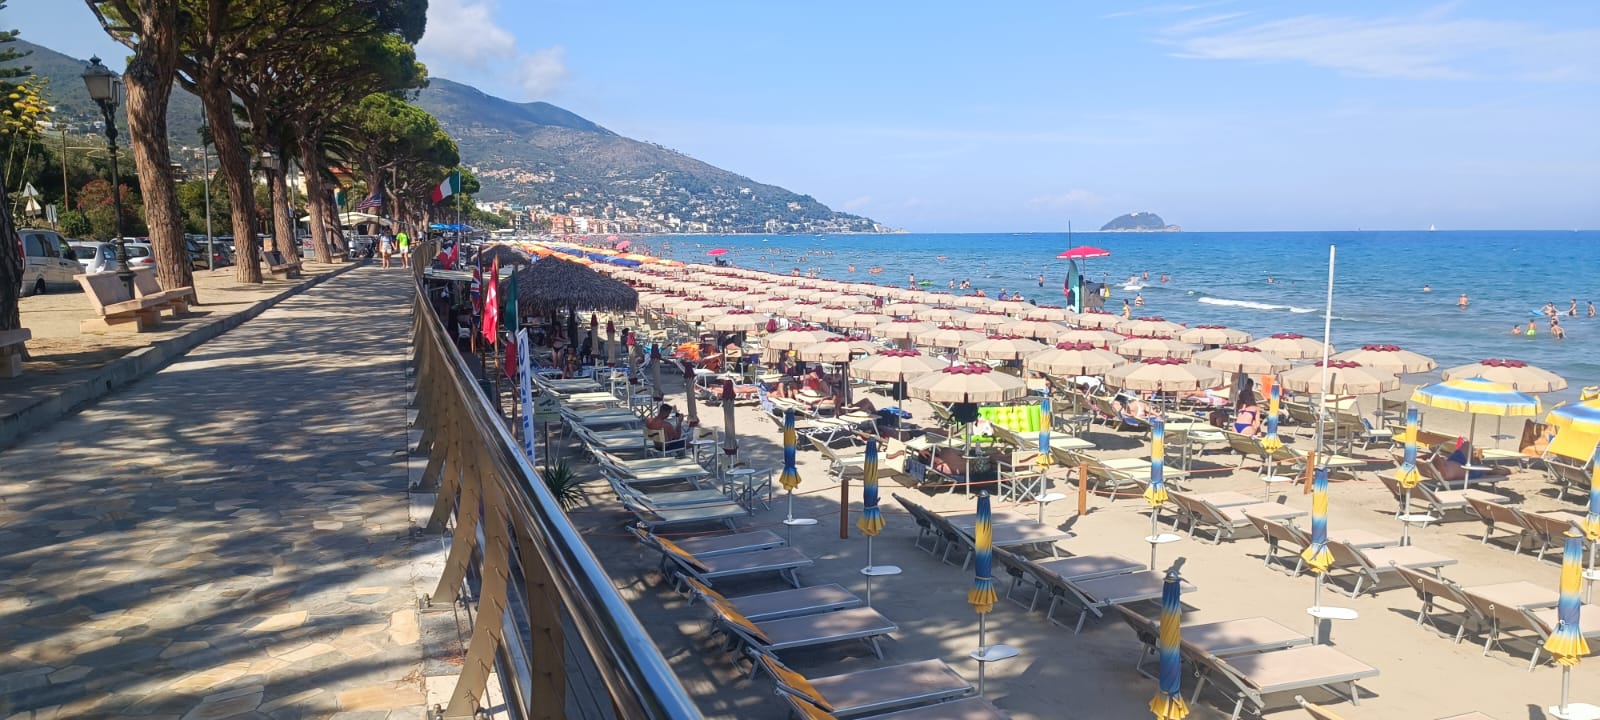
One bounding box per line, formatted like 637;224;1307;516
9;0;1599;232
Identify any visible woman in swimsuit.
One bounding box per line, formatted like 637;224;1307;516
1233;390;1262;436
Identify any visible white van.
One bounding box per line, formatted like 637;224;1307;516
18;228;82;297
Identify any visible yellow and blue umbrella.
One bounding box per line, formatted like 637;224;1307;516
970;491;997;616
1261;375;1283;453
1550;400;1600;436
1412;377;1539;487
1038;396;1053;461
780;409;803;522
1394;408;1423;544
1302;467;1334;574
1586;465;1600;542
1150;568;1189;720
1546;531;1590;715
1143;417;1169;567
857;439;884;537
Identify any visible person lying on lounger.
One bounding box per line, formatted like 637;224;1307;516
1430;438;1511;482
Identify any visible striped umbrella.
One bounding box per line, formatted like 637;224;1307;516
1587;465;1600;542
1150;568;1189;720
1411;377;1539;486
1546;531;1590;716
1550;400;1600;435
780;410;803;522
1261;376;1283;453
1395;408;1423;544
1143;417;1168;568
857;439;888;605
970;491;999;694
1302;467;1335;618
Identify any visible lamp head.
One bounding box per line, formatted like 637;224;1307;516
81;56;119;106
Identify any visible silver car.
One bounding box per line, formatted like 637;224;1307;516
69;241;119;275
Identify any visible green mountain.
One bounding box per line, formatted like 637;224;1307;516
1100;212;1180;232
7;40;207;152
414;77;886;234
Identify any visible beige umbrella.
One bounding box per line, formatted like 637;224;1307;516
1105;357;1224;393
766;326;844;351
1116;337;1199;360
999;319;1070;341
960;335;1049;362
1070;312;1123;329
915;307;974;324
1279;360;1400;396
851;349;948;383
951;295;994;309
1025;341;1126;377
1179;324;1253;346
959;312;1011;330
1441;358;1567;393
994;299;1033;317
1057;328;1124;348
915;326;988;350
1115;316;1187;339
908;363;1028;404
836;312;892;330
801;305;854;325
883;302;932;316
1021;306;1071;322
795;338;878;363
1193;345;1291;375
874;318;937;341
832;294;875;308
683;304;730;322
1249;333;1331;360
780;300;822;317
754;297;791;313
703;310;766;333
1330;344;1437;375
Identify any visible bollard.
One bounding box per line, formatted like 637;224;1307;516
1077;463;1088;516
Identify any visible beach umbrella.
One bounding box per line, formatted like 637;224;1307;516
780;409;803;521
1071;312;1123;330
1395;408;1424;545
857;439;895;606
851;348;947;412
1411;377;1540;487
703;309;766;333
706;248;728;257
1056;245;1110;260
683;362;700;430
952;295;993;309
1144;417;1170;568
1280;360;1399;396
721;379;738;468
883;301;931;316
1150;567;1189;720
683;304;729;322
1550;400;1600;435
1179;324;1252;346
1106;357;1223;393
961;335;1048;362
754;297;791;313
1192;345;1290;376
1116;317;1186;339
969;491;1000;694
915;307;975;324
959;312;1012;331
1022;306;1071;322
836;312;891;330
915;326;987;350
801;305;853;325
766;326;843;351
1249;333;1330;360
1442;358;1567;393
1025;341;1126;377
999;318;1070;341
1331;344;1437;374
1057;328;1124;348
1547;531;1591;718
1116;337;1199;360
874;318;937;343
795;338;876;363
909;365;1028;491
1302;467;1336;630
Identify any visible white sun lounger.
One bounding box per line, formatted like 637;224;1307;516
621;495;745;531
1187;642;1379;720
759;652;973;719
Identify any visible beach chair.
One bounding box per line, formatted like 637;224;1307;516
1325;538;1455;597
891;494;944;555
1043;568;1195;633
621;493;746;531
700;597;897;667
756;653;974;719
1520;509;1582;562
1409;481;1511;520
608;476;731;510
779;693;1011;720
671;529;787;559
1220;429;1282;479
941;515;1071;570
1392;565;1484;643
1464;498;1539;555
1245;514;1312;575
1547;459;1594;502
633;529;812;588
1465;591;1600;670
683;577;862;622
1166;490;1305;544
1185;641;1379;720
1115;607;1311;678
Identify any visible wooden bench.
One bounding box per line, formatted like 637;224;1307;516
76;272;166;333
131;267;196;316
263;250;302;280
0;327;30;378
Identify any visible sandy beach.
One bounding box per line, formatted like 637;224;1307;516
559;357;1586;720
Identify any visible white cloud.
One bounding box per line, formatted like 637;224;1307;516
416;0;566;99
841;196;873;211
1161;6;1600;81
1027;189;1104;209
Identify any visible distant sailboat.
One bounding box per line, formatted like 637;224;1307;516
1428;224;1437;231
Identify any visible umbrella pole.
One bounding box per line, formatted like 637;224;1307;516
1401;493;1413;546
965;422;974;495
865;535;875;606
1466;415;1478;491
977;613;988;694
1149;509;1161;568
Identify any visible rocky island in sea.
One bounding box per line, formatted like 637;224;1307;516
1100;211;1181;232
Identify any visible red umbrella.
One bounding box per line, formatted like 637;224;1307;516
615;239;631;251
707;248;728;257
1056;246;1111;260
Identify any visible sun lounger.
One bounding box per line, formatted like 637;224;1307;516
1247;515;1398;576
1326;538;1455;597
1464;498;1540;555
1187;642;1379;720
1461;582;1600;669
1166;490;1305;544
684;577;862;622
1040;567;1195;633
781;693;1011;720
1392;565;1485;643
702;599;897;666
672;529;786;558
1115;607;1311;677
758;653;974;719
940;516;1073;569
609;477;732;509
622;496;745;531
635;530;812;588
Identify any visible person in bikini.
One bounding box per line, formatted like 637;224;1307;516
1430;438;1510;484
1232;390;1262;436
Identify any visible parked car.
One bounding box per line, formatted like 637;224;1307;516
69;241;119;275
17;228;82;296
122;242;158;270
185;235;231;269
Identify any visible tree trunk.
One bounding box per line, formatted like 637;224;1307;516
200;74;261;283
120;2;194;298
266;163;296;263
296;132;333;263
0;181;22;337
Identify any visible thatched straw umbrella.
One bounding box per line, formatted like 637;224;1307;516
514;257;639;320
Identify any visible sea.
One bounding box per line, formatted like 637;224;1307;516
651;230;1600;402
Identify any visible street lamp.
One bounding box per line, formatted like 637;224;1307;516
81;56;133;297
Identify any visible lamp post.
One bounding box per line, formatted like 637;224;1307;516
200;107;214;270
81;56;132;297
260;150;278;259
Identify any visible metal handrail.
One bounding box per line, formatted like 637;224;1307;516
412;275;701;720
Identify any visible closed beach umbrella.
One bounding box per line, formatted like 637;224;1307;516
1192;345;1290;376
1249;333;1330;360
1331;344;1437;375
1000;318;1071;341
1411;377;1539;485
1442;358;1567;393
1116;337;1199;360
1106;357;1224;393
650;345;665;400
1058;328;1124;349
1144;417;1169;568
1022;306;1071;322
1150;568;1189;720
1179;324;1252;346
721;379;738;463
915;326;987;350
961;335;1048;362
1395;408;1424;544
1025;341;1126;377
1587;466;1600;542
683;362;700;429
1261;375;1283;453
1302;467;1335;613
1546;531;1590;717
857;439;888;606
1116;317;1186;339
780;409;803;522
969;491;999;694
1549;400;1600;435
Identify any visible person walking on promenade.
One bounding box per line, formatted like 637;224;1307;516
397;230;411;268
379;232;395;269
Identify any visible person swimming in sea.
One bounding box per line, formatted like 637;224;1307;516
908;273;916;286
1569;299;1579;317
847;264;855;272
1160;274;1170;283
1266;276;1274;284
1552;317;1566;340
1589;300;1596;318
1037;273;1045;288
1512;323;1523;336
1134;293;1144;308
1422;284;1432;292
1457;293;1469;308
1122;299;1133;319
1527;322;1537;337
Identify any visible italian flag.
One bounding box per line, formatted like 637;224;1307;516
430;171;460;203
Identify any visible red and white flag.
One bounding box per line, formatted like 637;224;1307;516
481;257;500;346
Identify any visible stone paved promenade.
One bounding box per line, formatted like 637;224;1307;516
0;267;425;719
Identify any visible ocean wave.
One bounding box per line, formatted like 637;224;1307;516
1198;296;1319;314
